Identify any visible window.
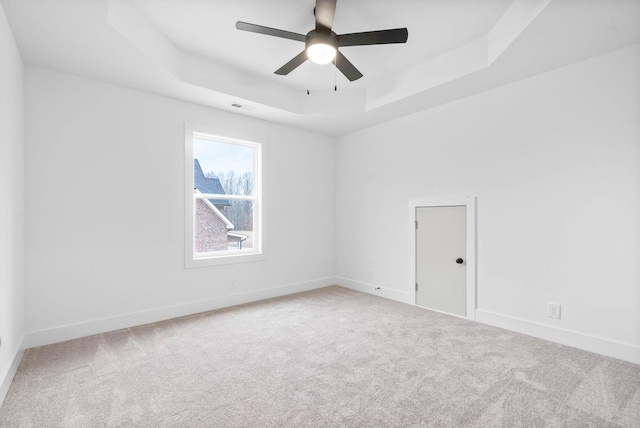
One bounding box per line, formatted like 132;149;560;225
185;125;263;267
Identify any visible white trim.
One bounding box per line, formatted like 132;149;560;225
415;304;470;321
1;336;25;406
193;131;258;149
335;277;413;304
475;309;640;364
409;196;477;320
23;277;335;349
185;123;266;268
192;249;264;265
195;193;256;201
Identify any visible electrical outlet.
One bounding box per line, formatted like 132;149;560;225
548;303;561;319
367;271;374;281
230;279;236;289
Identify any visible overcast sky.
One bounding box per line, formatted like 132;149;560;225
194;138;253;175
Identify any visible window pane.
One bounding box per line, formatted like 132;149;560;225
192;135;257;256
225;199;254;234
194;200;254;253
226;200;254;251
194;138;254;196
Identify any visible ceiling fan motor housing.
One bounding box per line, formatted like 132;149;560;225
306;30;338;49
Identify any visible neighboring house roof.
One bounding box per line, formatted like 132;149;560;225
194;159;231;206
195;189;235;230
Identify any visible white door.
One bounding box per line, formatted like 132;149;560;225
416;206;466;316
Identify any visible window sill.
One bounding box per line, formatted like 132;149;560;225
185;251;267;268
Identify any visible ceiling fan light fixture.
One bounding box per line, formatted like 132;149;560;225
306;32;338;64
307;42;336;64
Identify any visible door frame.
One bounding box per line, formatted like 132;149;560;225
409;197;477;320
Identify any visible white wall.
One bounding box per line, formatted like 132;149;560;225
13;33;640;365
24;67;335;343
336;45;640;362
0;1;25;398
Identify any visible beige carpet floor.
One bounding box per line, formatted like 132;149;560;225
1;286;639;427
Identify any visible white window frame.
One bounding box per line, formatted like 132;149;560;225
185;124;265;268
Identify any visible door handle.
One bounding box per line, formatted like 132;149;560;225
456;258;464;264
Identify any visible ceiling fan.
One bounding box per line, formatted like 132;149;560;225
236;0;408;82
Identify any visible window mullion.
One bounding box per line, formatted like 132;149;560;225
194;193;256;201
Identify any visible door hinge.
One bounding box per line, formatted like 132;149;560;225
415;221;418;230
415;283;418;291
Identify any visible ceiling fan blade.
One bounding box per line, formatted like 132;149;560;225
338;28;408;47
315;0;337;31
275;51;308;75
334;51;363;81
236;21;306;42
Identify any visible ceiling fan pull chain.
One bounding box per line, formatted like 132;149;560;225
334;57;337;91
307;60;311;95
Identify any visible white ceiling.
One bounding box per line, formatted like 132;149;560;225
2;0;640;136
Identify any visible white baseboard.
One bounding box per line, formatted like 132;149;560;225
475;309;640;365
335;277;413;304
20;278;638;368
1;336;25;407
24;277;335;349
333;281;640;364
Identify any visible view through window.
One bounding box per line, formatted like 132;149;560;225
189;131;261;262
